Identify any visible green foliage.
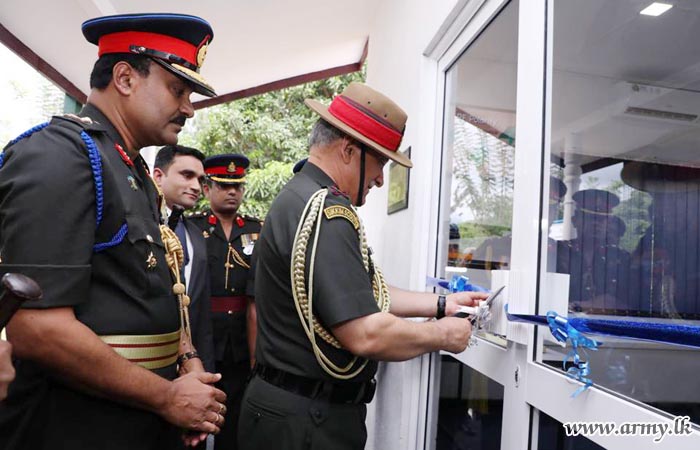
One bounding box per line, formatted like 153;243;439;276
451;116;515;228
180;68;365;217
613;188;652;252
458;222;511;240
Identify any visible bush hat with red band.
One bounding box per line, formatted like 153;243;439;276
204;154;249;184
305;82;412;168
82;13;216;97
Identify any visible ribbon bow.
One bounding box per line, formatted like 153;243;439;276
545;311;600;397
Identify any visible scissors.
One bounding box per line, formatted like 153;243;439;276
452;285;505;328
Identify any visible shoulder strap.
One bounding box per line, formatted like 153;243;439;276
2;119;127;253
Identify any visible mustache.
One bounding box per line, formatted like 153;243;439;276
170;115;187;127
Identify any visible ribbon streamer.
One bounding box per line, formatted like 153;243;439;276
426;275;489;293
506;306;700;397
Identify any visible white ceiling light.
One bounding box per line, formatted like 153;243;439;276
640;2;673;16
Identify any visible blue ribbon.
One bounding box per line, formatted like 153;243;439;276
506;305;700;397
507;306;600;397
426;274;489;293
546;311;599;397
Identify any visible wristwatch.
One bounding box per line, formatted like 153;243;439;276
436;295;447;319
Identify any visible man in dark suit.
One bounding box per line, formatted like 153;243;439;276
153;145;215;372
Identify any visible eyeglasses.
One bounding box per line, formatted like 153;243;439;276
352;140;389;167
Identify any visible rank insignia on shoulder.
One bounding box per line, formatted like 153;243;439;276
323;205;359;230
328;185;349;200
62;113;94;125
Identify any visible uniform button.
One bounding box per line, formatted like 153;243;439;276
313;409;322;419
228;310;233;315
146;234;154;242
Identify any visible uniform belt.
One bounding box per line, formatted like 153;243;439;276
100;329;180;370
211;296;248;313
253;363;376;405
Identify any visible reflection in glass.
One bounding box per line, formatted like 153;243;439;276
442;0;519;293
436;356;503;450
537;410;604;450
541;0;700;424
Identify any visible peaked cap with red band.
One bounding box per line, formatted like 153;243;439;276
305;82;411;168
82;13;216;97
204;154;249;184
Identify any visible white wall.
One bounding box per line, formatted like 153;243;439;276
363;0;458;289
360;1;459;449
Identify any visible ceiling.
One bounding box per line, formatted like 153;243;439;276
0;0;372;109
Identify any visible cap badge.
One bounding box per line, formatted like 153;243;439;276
196;38;210;68
227;162;237;173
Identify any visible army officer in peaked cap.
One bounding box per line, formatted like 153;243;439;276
556;189;631;313
189;154;263;450
239;82;489;450
0;13;226;450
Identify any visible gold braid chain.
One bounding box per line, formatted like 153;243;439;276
146;175;193;350
291;188;390;380
160;224;193;348
229;245;251;269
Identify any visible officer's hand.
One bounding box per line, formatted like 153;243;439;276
444;291;489;316
181;431;209;447
161;371;227;434
436;317;473;354
178;356;205;377
0;340;15;400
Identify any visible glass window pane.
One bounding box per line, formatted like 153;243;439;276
537;410;604;450
441;0;518;306
541;0;700;424
437;355;503;450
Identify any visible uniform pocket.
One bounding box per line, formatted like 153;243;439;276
244;396;288;420
124;214;171;296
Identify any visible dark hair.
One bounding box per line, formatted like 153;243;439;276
89;54;152;90
155;145;206;171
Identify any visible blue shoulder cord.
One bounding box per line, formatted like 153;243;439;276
1;122;128;252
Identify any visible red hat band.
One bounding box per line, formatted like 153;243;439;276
328;95;403;152
205;166;246;176
98;31;200;69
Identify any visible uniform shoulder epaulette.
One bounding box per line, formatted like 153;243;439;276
243;214;262;223
53;114;105;132
187;209;210;218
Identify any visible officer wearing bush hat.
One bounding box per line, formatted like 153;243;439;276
0;13;225;450
191;153;262;450
239;82;487;450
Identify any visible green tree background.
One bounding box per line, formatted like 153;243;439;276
179;69;365;218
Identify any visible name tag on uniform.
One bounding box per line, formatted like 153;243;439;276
241;233;259;255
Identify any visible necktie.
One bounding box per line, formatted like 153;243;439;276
174;218;190;280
